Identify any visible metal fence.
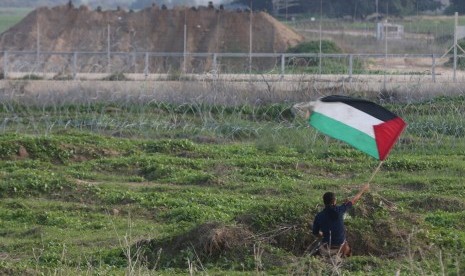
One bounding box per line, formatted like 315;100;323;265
1;51;465;83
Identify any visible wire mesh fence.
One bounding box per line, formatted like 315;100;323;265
1;51;465;82
289;18;457;55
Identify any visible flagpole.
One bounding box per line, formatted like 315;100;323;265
367;161;384;184
366;160;397;209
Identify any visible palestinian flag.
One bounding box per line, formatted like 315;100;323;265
308;95;407;160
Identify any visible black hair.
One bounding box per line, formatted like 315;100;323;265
323;192;338;220
323;192;336;206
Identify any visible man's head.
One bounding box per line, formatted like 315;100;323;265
323;192;336;206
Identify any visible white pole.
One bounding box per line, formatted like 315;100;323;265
281;54;285;75
384;20;387;90
3;51;8;79
132;52;136;74
184;23;187;73
349;54;353;82
319;0;322;76
144;52;149;77
36;23;40;62
36;22;40;75
249;1;252;74
183;10;187;74
383;3;388;90
73;52;77;80
107;24;111;73
213;53;217;74
454;12;457;82
432;54;436;83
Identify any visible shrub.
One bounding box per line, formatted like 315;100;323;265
0;136;72;163
286;40;363;73
102;72;130;81
18;74;43;80
142;139;197;154
287;40;343;55
1;169;73;196
286;41;342;68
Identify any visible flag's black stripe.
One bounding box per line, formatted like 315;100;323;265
320;95;398;122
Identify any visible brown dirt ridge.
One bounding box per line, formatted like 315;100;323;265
0;4;304;53
130;192;415;270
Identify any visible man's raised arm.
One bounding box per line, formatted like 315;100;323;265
350;184;370;205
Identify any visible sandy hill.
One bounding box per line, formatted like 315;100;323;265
0;4;304;53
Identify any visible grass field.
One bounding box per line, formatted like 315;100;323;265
1;6;465;274
0;84;464;274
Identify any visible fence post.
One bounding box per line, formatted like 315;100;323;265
36;23;40;75
3;51;8;79
281;54;285;75
107;53;111;74
132;52;136;74
144;52;149;78
349;54;353;83
212;53;217;73
431;54;436;83
183;23;187;74
107;24;111;74
73;52;77;80
453;12;458;83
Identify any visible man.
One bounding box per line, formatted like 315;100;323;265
312;184;370;257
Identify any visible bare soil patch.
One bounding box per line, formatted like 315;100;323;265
0;4;303;72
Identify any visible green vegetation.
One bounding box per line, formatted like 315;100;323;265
0;92;464;274
286;40;364;74
0;8;30;33
102;72;131;81
287;40;343;54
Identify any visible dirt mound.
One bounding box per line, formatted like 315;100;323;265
132;222;294;269
0;5;303;74
0;4;303;73
133;222;255;268
347;193;414;257
409;196;465;212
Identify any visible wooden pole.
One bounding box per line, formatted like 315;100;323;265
367;160;397;209
367;161;383;184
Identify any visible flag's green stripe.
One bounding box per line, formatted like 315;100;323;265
310;112;380;159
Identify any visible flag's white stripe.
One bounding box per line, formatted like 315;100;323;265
312;100;382;138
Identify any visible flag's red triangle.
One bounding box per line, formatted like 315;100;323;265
373;117;407;161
